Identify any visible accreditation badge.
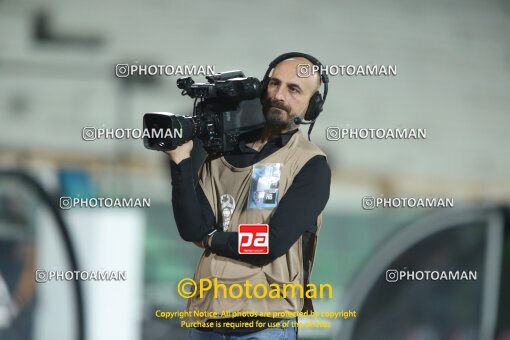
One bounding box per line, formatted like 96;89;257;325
248;163;282;209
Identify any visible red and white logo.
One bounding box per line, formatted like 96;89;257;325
238;224;269;254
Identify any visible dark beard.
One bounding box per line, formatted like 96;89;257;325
262;99;295;130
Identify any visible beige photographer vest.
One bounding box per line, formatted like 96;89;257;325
187;131;326;321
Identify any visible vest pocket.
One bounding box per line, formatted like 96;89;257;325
210;255;263;281
263;268;300;286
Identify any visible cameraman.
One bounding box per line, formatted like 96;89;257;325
166;53;331;340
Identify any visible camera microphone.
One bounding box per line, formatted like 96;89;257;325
294;117;314;125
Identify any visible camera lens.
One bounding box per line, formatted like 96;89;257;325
143;113;197;151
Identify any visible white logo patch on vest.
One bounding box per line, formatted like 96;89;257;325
220;194;236;231
249;163;282;209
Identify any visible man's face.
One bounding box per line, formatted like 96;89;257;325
262;57;321;131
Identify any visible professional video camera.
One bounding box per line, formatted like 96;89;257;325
143;70;265;155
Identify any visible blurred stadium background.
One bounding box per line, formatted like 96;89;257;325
0;0;509;339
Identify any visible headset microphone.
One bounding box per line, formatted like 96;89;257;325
293;117;313;125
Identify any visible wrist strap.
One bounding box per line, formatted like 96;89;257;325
203;228;218;251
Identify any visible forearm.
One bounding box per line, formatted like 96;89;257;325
209;232;272;266
170;157;215;242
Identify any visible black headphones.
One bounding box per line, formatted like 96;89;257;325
260;52;329;123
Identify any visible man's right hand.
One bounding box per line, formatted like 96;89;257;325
164;139;193;164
